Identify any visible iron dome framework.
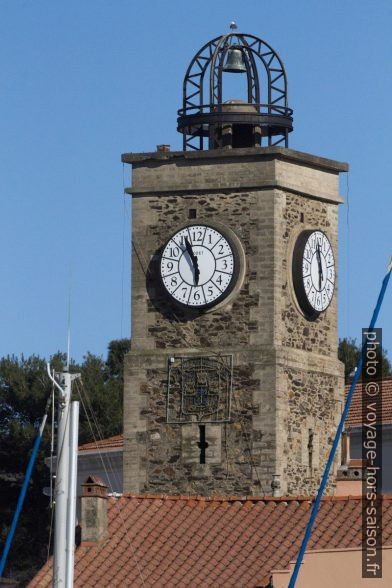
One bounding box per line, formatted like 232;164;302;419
177;26;293;151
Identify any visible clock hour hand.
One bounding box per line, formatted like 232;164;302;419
316;242;323;291
184;237;200;286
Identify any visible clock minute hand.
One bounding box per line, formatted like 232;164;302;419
316;243;323;290
184;237;200;286
194;262;200;286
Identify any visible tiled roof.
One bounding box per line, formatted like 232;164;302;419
29;494;392;587
345;378;392;426
78;434;123;452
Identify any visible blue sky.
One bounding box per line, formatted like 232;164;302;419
1;0;391;363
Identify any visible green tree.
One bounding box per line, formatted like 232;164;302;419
338;337;392;383
107;338;131;379
0;339;130;585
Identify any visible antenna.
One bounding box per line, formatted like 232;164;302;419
66;324;71;371
66;268;72;370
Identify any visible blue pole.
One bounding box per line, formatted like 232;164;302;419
288;260;392;588
0;411;49;577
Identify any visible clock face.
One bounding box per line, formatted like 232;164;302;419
160;225;237;308
292;230;335;318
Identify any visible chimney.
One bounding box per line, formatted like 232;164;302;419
341;428;351;465
336;428;367;496
156;144;170;152
81;475;108;542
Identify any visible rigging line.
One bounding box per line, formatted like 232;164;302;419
231;389;265;494
121;197;126;339
46;380;56;560
74;380;122;493
76;386;146;586
74;379;122;494
49;379;55;507
75;382;120;494
76;380;123;493
75;378;120;471
75;380;125;497
121;164;130;339
77;382;121;484
75;381;146;587
346;172;350;340
224;423;229;478
46;502;55;562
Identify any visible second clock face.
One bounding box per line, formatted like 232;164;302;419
293;229;335;318
160;225;237;308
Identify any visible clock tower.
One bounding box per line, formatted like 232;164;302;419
122;25;348;497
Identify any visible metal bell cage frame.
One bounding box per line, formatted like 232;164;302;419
177;28;294;151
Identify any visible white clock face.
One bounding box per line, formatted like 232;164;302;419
301;230;335;312
160;225;236;307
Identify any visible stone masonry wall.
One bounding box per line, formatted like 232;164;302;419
270;188;343;496
123;149;346;496
124;350;262;496
131;190;263;351
283;366;341;495
280;192;339;355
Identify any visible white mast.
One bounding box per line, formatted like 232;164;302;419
65;400;79;588
47;365;80;587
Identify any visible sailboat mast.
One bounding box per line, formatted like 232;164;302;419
65;400;79;588
53;369;71;586
47;365;80;588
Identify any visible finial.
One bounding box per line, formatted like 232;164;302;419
230;22;237;31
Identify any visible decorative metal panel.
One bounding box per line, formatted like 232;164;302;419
167;355;233;423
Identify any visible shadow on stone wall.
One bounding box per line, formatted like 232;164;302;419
145;246;204;324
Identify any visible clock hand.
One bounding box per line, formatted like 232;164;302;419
316;242;323;291
184;236;195;260
184;237;200;286
194;262;200;286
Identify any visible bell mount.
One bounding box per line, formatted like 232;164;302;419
177;24;293;151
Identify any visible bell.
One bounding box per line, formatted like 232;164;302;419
223;48;246;73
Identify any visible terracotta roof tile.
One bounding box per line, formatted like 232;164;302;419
28;494;392;587
345;377;392;426
78;434;123;452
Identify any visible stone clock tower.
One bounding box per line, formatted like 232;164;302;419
121;25;348;497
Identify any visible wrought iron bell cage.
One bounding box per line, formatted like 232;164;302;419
177;26;293;151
